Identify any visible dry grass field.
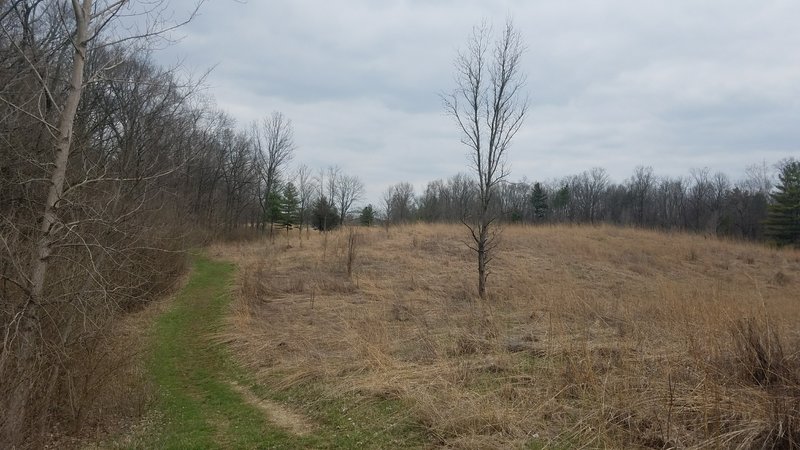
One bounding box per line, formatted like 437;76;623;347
211;224;800;449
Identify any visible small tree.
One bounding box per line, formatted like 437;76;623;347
312;195;340;231
443;20;528;299
764;159;800;247
552;185;571;221
531;182;549;222
360;204;375;226
282;182;299;230
266;189;284;239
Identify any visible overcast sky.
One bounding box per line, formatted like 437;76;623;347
154;0;800;205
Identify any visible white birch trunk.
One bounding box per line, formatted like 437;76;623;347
3;1;93;444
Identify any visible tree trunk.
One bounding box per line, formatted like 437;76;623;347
477;248;487;299
2;1;92;445
477;223;488;300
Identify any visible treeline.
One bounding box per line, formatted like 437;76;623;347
0;2;368;446
381;162;797;243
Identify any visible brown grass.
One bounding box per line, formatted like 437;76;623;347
213;224;800;449
43;267;191;449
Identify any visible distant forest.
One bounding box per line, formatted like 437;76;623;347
380;162;783;242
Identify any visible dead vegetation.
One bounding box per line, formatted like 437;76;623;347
37;268;189;449
214;223;800;449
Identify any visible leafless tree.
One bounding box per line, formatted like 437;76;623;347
322;165;340;202
295;164;316;238
443;20;528;299
335;174;365;224
0;0;202;444
313;165;341;232
311;166;363;226
416;173;480;222
381;187;395;222
252;111;294;234
383;182;416;224
572;167;609;224
688;167;714;230
711;172;731;210
496;179;530;222
741;160;774;195
656;176;688;229
0;2;102;442
628;166;655;226
221;129;258;231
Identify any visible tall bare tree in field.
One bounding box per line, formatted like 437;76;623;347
444;20;528;300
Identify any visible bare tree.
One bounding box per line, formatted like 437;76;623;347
0;1;202;444
628;166;655;226
323;165;340;202
711;171;731;211
741;160;774;195
575;167;608;224
688;167;713;230
221;129;258;231
657;176;688;229
314;165;341;232
335;174;365;224
295;164;316;238
443;20;528;299
252;111;294;234
0;3;97;442
381;187;395;223
383;182;416;224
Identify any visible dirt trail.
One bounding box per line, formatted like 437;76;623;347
228;381;315;436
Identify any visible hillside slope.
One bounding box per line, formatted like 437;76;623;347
217;224;800;449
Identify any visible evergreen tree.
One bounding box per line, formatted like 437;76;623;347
553;185;570;209
312;196;340;231
360;204;375;226
530;182;549;221
281;182;299;229
265;190;284;226
764;159;800;247
552;184;571;220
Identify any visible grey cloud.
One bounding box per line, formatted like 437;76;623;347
155;0;800;203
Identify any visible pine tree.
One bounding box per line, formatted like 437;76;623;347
266;190;284;226
360;204;375;226
553;185;570;208
764;159;800;247
312;196;340;231
281;182;299;229
530;182;549;221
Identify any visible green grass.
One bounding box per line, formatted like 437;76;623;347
252;379;428;449
141;256;298;449
123;255;428;449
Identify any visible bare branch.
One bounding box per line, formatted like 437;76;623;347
444;18;528;299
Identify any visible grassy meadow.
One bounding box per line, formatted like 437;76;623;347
212;223;800;449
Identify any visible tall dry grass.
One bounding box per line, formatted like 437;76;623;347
214;224;800;449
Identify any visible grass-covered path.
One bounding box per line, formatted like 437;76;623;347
139;256;426;449
145;256;303;449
